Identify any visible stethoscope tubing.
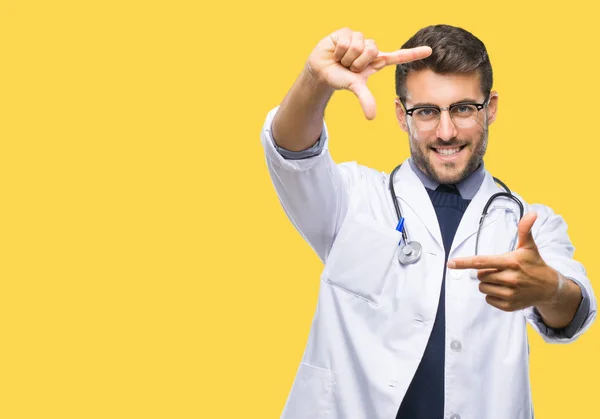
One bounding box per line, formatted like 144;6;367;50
389;163;524;264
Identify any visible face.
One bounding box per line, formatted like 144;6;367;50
395;69;498;184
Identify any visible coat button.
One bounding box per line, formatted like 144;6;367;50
450;269;462;280
450;414;461;419
450;340;462;352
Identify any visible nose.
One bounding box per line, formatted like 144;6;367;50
435;110;458;141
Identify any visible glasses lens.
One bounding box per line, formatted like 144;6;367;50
413;108;440;131
412;104;482;130
451;104;479;128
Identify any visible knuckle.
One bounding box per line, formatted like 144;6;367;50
349;43;362;54
506;276;519;287
365;43;378;55
352;31;365;44
507;256;520;270
337;40;350;50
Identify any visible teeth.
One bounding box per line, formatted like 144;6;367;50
437;147;460;156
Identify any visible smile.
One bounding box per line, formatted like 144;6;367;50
431;145;467;159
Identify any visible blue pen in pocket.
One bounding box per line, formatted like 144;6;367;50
395;217;405;246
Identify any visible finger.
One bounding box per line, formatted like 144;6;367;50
350;39;378;72
340;32;365;68
479;282;515;299
369;46;432;71
331;28;353;62
348;81;376;120
448;254;516;270
469;268;497;281
485;295;513;312
476;268;499;280
477;269;516;287
517;211;538;250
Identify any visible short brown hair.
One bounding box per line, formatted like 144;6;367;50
395;25;493;101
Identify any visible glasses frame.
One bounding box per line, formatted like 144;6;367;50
400;94;491;131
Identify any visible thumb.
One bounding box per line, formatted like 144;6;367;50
517;211;538;249
348;81;376;120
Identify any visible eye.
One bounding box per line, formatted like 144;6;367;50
413;108;439;119
452;104;477;116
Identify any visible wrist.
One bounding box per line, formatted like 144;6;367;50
301;64;335;97
537;268;566;308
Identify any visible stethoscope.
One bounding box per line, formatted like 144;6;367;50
389;163;524;265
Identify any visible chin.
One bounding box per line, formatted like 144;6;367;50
431;164;465;184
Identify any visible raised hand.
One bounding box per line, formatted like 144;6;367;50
305;28;432;120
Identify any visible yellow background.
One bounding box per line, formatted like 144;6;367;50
1;0;598;417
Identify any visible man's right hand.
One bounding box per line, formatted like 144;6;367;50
305;28;432;120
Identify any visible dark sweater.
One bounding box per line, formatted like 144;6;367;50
396;185;471;419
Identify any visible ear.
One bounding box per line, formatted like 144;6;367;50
486;90;499;125
395;98;409;133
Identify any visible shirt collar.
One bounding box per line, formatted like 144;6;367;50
407;157;486;200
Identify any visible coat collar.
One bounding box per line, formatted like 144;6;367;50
391;159;505;253
407;158;486;200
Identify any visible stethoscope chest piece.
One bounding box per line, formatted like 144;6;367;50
398;241;422;264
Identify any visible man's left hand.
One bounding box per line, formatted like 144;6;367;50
447;212;559;312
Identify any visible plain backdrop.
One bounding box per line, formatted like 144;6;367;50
1;0;598;417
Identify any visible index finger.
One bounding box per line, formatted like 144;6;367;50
447;254;515;271
370;46;432;70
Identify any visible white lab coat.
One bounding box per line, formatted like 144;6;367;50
261;107;597;419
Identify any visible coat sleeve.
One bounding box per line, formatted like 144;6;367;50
260;106;359;263
523;204;597;343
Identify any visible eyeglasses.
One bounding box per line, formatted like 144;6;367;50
401;95;490;131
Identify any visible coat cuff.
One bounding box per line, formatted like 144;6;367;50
528;279;591;339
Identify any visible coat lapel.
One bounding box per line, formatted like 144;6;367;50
392;161;444;251
450;171;504;254
392;162;511;255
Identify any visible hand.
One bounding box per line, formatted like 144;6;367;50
305;28;431;120
447;212;561;312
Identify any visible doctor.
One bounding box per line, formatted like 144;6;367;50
260;25;596;419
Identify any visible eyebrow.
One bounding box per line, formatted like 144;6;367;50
409;98;481;108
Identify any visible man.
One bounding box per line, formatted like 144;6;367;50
260;25;596;419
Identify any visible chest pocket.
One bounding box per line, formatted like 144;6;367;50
321;213;401;305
